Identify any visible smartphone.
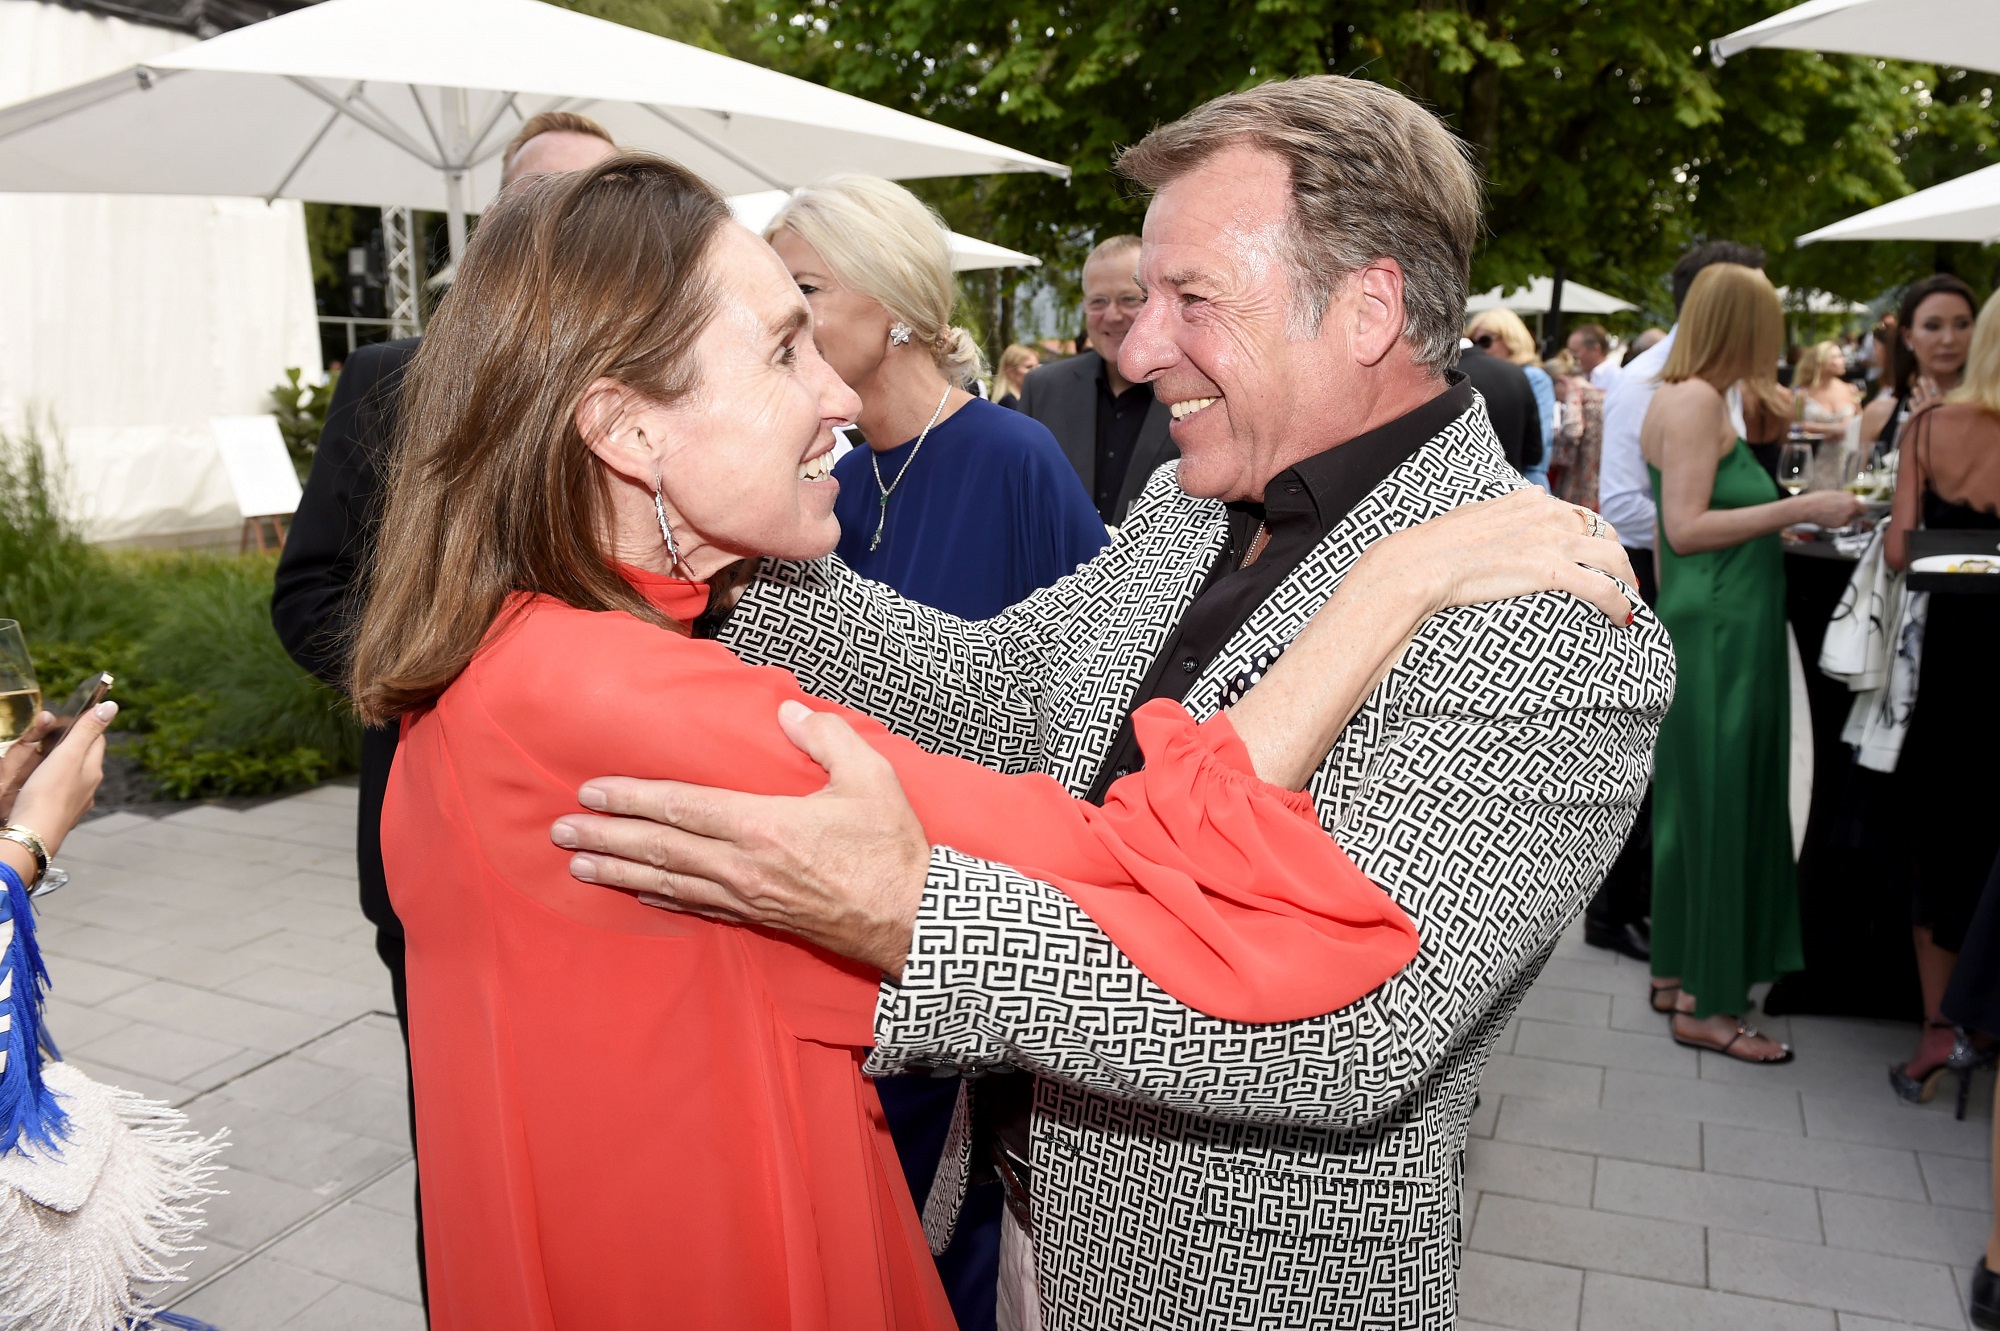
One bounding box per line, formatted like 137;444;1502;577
44;672;113;749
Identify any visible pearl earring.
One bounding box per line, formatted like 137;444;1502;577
889;323;912;346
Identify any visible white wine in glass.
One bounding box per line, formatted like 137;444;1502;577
1778;441;1813;498
0;620;39;755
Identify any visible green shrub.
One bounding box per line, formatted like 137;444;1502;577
0;428;358;799
270;366;339;482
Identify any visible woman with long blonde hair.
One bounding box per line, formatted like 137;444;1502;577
1468;307;1556;492
1792;340;1861;438
1640;263;1862;1064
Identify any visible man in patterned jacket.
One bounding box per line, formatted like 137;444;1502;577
554;76;1674;1328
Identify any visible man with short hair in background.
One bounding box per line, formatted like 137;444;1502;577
1016;234;1178;524
270;109;618;1310
1567;322;1623;391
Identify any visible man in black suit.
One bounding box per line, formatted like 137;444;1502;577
269;111;618;1312
1017;234;1177;524
1454;335;1544;475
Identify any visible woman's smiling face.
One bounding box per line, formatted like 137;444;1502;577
592;225;863;572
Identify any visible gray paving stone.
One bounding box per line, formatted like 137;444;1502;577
187;1093;407;1194
43;993;135;1048
1805;1095;1992;1161
241;895;373;941
1457;1250;1583;1331
1496;1099;1702;1167
1705;1124;1929;1201
1602;1068;1805;1133
213;1053;359;1116
1470;1195;1706;1285
100;978;337;1053
1514;1020;1702;1078
1579;1271;1835;1331
1519;986;1613;1028
233;929;369;977
353;1160;418;1219
38;919;173;965
1819;1191;1991;1265
1466;1138;1597;1208
1709;1233;1966;1327
1481;1053;1605;1107
169;1255;338;1328
281;1281;427;1330
1609;990;1678;1035
219;964;385;1019
267;869;364;903
75;1020;246;1085
114;938;272;989
303;1015;411;1078
1593;1158;1822;1241
1537;958;1639;997
199;1166;328;1252
40;953;149;1005
61;1053;195;1108
1921;1153;1993;1212
1470;1090;1501;1139
300;1074;413;1147
268;1198;423;1302
1839;1316;1968;1331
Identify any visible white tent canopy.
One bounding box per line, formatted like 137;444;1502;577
0;0;1068;260
1798;161;2000;245
725;190;1040;272
1464;276;1636;316
1712;0;2000;72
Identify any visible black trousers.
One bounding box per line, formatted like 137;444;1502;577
1587;547;1659;932
375;928;427;1318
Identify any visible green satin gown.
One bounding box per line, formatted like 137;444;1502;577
1648;440;1802;1018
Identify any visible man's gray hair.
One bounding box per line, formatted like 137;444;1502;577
1116;76;1481;375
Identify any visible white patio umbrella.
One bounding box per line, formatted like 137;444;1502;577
1796;160;2000;245
0;0;1068;264
1711;0;2000;72
1463;276;1636;316
725;190;1041;272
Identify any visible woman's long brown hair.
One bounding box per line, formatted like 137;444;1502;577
349;154;730;725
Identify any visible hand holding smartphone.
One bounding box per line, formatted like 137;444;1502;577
44;672;113;750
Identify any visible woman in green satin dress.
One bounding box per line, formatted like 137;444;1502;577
1641;263;1865;1064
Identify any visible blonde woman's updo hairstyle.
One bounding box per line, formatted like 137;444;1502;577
764;175;987;384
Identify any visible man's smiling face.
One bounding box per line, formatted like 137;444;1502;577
1118;143;1362;503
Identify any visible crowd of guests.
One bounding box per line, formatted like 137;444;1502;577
259;106;1994;1327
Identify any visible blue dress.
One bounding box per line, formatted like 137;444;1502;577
833;396;1108;620
831;394;1107;1331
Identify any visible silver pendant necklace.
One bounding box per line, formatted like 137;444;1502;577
869;385;952;552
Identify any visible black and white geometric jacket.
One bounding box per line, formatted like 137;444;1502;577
723;396;1676;1330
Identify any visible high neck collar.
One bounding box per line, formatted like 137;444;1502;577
614;562;710;625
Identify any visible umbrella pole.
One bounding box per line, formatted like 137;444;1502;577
445;169;468;267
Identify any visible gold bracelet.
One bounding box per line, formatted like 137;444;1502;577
0;824;49;886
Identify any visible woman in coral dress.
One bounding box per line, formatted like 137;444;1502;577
351;156;1640;1331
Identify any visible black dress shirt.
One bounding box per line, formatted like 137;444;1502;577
1085;374;1473;802
1093;365;1155;523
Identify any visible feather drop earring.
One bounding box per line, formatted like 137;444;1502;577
653;475;690;578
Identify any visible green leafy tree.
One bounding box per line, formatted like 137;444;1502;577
739;0;1996;324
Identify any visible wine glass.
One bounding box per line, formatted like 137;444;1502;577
1777;441;1813;498
0;621;40;756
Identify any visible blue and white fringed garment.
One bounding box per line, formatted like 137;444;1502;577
0;860;228;1331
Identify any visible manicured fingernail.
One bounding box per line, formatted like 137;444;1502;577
569;855;597;882
778;700;811;725
578;785;607;811
551;821;578;848
95;701;118;721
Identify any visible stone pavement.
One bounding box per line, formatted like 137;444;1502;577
28;780;1994;1329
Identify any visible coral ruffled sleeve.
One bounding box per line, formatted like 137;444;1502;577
496;593;1418;1026
889;697;1418;1025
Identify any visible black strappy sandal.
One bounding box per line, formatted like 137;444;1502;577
1671;1015;1794;1064
1649;981;1681;1014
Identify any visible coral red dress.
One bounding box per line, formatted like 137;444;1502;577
382;568;1418;1331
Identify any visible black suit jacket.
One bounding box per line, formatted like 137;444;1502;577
271;338;420;937
1454;344;1544;472
1016;350;1177;524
